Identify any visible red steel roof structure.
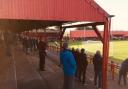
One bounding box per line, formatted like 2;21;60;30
0;0;108;21
0;0;111;89
70;30;128;38
70;30;98;38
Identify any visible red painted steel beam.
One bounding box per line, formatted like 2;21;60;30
59;27;66;51
60;28;66;40
44;29;47;41
92;26;103;43
102;19;110;89
62;22;104;28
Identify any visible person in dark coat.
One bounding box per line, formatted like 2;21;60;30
33;37;38;51
29;37;34;52
23;37;30;54
71;48;78;78
79;48;88;84
71;47;75;57
118;58;128;86
37;39;47;71
93;50;102;88
74;48;80;78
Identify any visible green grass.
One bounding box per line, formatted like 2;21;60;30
69;40;128;63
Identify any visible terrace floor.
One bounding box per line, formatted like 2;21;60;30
0;41;127;89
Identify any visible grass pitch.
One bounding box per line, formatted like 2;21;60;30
69;40;128;63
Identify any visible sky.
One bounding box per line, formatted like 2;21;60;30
95;0;128;31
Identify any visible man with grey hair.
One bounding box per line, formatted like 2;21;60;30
60;42;77;89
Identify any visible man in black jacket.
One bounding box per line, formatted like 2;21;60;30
38;39;47;71
79;48;88;84
93;50;102;88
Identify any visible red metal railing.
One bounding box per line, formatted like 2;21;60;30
48;45;121;80
108;61;120;80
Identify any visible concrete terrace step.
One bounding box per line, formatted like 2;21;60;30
0;45;17;89
0;42;49;89
26;51;96;89
1;41;127;89
13;47;48;89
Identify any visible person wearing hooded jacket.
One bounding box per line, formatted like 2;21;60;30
60;42;77;89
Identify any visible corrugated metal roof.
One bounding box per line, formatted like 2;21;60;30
70;30;98;38
0;0;109;22
70;30;128;38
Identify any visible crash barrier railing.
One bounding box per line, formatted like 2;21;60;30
86;52;121;80
87;53;121;80
108;61;120;80
48;45;60;54
48;45;121;80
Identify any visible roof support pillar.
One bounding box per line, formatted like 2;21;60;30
92;25;103;43
60;27;66;40
59;27;66;51
44;28;47;41
102;19;110;89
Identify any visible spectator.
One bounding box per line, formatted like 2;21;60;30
74;48;80;78
118;58;128;86
93;50;102;88
60;42;77;89
71;47;75;56
79;48;88;84
37;39;47;71
24;37;30;54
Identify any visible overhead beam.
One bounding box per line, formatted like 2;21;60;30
62;22;105;28
92;25;103;43
0;19;68;33
59;27;66;52
60;28;66;40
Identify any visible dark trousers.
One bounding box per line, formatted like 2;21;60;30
94;71;102;88
63;75;74;89
39;52;45;71
79;65;88;83
118;70;127;86
75;66;79;78
24;47;28;54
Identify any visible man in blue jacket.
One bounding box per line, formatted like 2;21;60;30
60;42;77;89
